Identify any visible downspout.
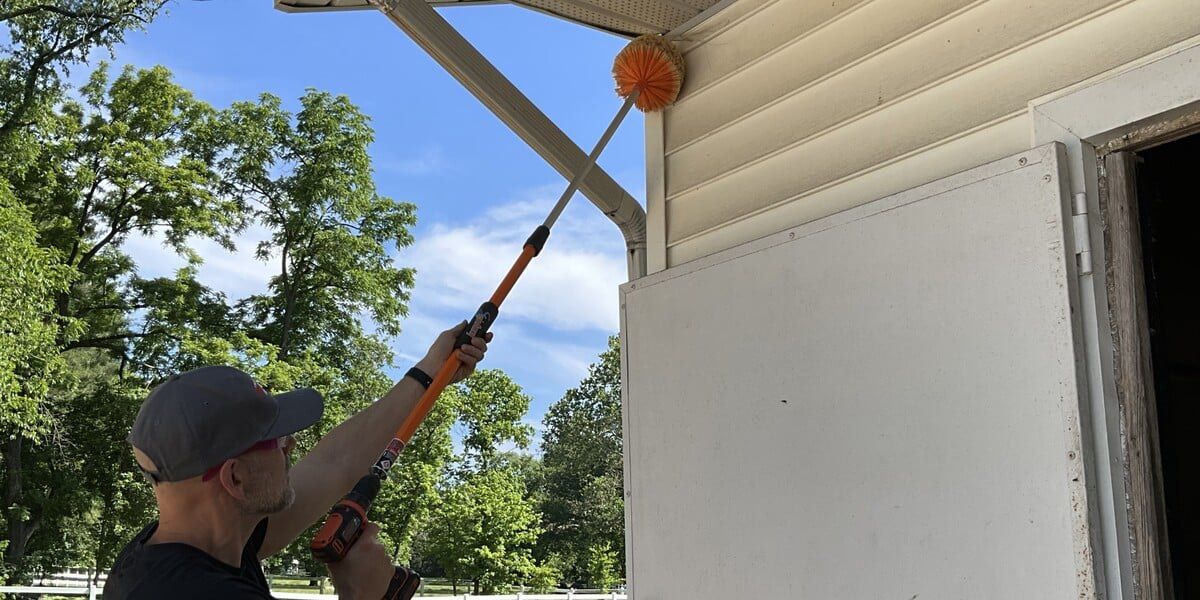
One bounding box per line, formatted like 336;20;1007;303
613;195;647;280
372;0;648;279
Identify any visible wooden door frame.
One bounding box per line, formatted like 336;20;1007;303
1031;40;1200;598
1096;148;1174;600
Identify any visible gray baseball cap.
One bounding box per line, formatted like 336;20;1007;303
129;365;324;482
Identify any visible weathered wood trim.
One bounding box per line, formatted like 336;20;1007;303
1099;151;1173;600
1097;109;1200;157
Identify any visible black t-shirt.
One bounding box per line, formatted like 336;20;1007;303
104;518;273;599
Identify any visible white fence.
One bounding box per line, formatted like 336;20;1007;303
3;568;626;598
0;586;625;600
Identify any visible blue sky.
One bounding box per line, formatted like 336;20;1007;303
110;0;642;447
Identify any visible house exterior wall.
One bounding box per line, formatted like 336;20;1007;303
624;144;1098;599
650;0;1200;270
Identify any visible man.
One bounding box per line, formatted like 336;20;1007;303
104;322;491;599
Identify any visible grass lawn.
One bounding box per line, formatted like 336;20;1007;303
267;575;473;596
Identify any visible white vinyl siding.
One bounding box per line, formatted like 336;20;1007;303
656;0;1200;268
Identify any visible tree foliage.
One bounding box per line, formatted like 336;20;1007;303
223;91;416;360
0;180;76;440
2;61;238;580
538;336;625;587
372;400;456;565
453;369;534;471
586;541;619;592
418;370;548;594
0;1;168;171
216;88;420;573
17;61;237;354
425;468;546;595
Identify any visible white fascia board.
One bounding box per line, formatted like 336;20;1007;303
273;0;501;14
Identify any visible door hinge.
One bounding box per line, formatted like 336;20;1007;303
1072;192;1093;276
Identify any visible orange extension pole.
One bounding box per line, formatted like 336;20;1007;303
310;91;639;579
393;242;538;444
311;29;684;599
388;87;641;448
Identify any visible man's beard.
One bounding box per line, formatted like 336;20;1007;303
241;472;296;515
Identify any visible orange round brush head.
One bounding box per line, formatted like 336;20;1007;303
613;34;685;113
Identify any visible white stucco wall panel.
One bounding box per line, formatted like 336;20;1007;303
624;144;1095;598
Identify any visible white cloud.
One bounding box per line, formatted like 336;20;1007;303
391;308;598;388
122;223;275;301
117;185;622;414
403;185;628;332
392;184;622;416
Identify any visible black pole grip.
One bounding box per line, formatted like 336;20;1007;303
346;473;382;511
456;302;499;348
525;225;550;256
382;566;422;600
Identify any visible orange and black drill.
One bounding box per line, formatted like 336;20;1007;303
310;447;420;599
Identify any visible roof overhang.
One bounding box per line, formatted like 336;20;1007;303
275;0;725;38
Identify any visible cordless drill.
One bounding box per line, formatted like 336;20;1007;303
311;459;421;599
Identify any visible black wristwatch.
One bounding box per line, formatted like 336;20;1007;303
405;366;433;389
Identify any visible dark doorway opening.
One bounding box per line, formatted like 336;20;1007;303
1135;132;1200;598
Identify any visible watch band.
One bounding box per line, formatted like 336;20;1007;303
405;366;433;389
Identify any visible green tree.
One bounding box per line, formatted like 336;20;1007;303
58;351;154;581
1;348;159;582
17;62;238;343
214;89;423;574
538;336;625;586
0;180;78;578
418;370;547;594
425;468;544;595
0;10;430;582
372;399;456;565
2;62;238;579
222;90;416;360
501;451;544;499
453;369;534;470
0;180;76;440
586;541;619;592
0;1;168;171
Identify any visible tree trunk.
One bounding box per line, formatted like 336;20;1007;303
93;483;115;578
54;291;71;323
279;287;296;358
3;436;41;582
4;437;19;511
277;237;295;359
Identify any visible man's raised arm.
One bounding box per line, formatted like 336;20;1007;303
258;322;490;558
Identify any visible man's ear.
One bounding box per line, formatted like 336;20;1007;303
132;447;160;487
218;460;248;501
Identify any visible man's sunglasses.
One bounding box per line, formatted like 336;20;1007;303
200;436;293;482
